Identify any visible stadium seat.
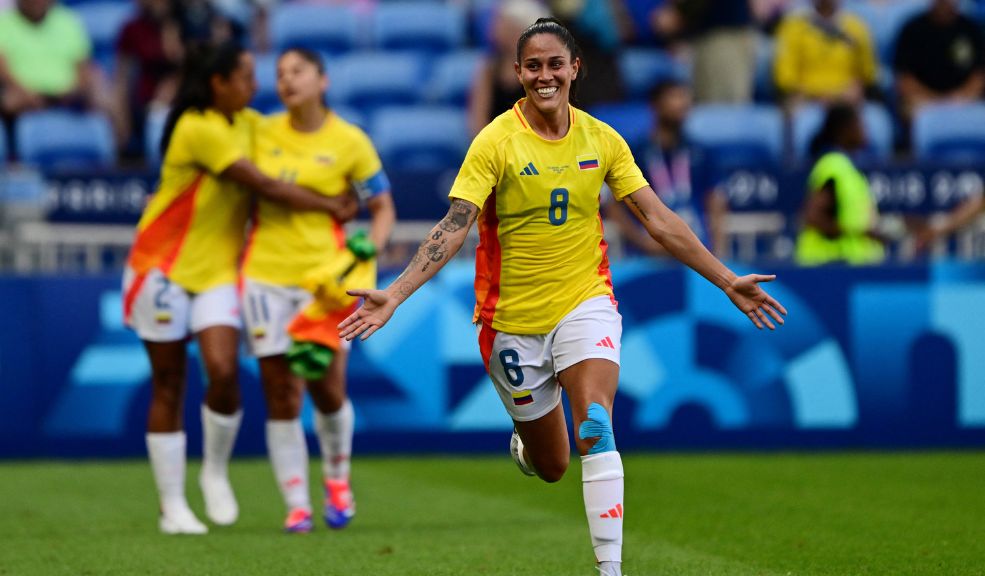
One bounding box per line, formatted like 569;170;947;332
331;105;367;131
144;107;168;167
372;2;466;52
619;48;689;100
330;51;425;112
790;103;893;164
73;2;134;73
845;0;927;62
16;110;116;169
270;4;361;55
250;52;281;114
0;121;7;164
588;103;654;156
684;105;783;169
913;103;985;164
370;106;468;170
753;38;776;102
425;50;483;105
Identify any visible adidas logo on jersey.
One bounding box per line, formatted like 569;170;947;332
519;162;539;176
595;336;616;349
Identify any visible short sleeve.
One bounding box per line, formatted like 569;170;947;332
602;126;648;201
171;113;244;175
448;127;501;209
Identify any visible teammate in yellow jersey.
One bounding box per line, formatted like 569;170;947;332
340;18;787;575
124;42;356;535
241;48;395;533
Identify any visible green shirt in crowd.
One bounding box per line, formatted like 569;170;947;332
0;6;91;96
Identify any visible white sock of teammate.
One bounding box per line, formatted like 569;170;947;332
266;419;311;511
582;451;624;566
146;431;190;516
200;406;242;525
314;399;354;480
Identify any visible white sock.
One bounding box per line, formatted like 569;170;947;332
201;405;242;478
146;432;190;516
582;451;624;564
266;419;311;511
314;399;354;480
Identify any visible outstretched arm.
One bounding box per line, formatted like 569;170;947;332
623;186;787;329
339;198;480;340
222;159;358;221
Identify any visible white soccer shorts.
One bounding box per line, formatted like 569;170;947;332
123;267;241;342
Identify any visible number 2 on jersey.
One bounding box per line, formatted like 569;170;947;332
548;188;568;225
499;349;525;386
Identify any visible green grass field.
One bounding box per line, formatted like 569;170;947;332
1;452;983;575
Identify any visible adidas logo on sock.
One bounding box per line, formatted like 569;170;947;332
599;503;623;519
595;336;615;349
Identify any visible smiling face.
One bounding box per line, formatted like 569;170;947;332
514;32;580;119
276;50;328;111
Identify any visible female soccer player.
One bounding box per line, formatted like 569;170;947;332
241;48;395;533
340;18;786;575
125;42;356;535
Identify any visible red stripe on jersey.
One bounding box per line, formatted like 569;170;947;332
512;104;527;130
128;172;204;276
478;323;498;372
122;272;147;324
596;213;617;307
474;190;502;326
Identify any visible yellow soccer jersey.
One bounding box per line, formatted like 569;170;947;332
449;100;648;335
243;111;390;287
128;107;258;293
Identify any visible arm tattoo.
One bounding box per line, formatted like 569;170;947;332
397;282;414;297
628;196;649;221
439;199;476;232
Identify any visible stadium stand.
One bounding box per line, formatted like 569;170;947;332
74;1;133;73
144;107;167;168
16;110;116;169
913;102;985;163
331;51;426;112
424;50;483;106
269;4;361;55
371;105;468;170
790;102;894;164
588;102;654;156
846;0;928;62
372;2;467;53
684;104;784;169
618;48;689;100
250;52;281;114
0;122;7;164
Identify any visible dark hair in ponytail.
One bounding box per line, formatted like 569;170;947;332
809;103;860;159
160;41;246;155
515;17;585;100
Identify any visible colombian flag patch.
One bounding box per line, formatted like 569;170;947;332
577;154;599;170
512;391;534;406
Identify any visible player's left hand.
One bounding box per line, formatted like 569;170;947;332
724;274;787;330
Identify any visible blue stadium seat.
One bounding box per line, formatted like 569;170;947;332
373;2;466;52
619;49;689;100
846;0;927;62
331;105;367;131
589;103;654;156
371;106;468;170
791;103;893;164
425;50;483;105
684;105;783;169
753;38;776;102
16;110;115;169
270;5;361;55
250;53;281;114
913;103;985;164
0;121;7;164
330;51;425;112
144;107;168;167
73;2;134;73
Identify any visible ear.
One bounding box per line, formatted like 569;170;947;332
209;73;224;96
513;61;521;82
571;57;580;81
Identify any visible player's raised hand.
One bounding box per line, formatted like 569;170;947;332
724;274;787;330
338;288;397;341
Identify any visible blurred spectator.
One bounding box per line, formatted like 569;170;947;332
550;0;630;107
774;0;879;107
115;0;183;157
653;0;757;103
894;0;985;124
172;0;237;45
796;104;885;266
468;0;547;136
0;0;122;151
605;80;728;257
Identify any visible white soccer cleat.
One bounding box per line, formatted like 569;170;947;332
159;504;208;535
200;472;239;526
510;429;536;477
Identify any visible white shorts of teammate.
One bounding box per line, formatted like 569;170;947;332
478;295;622;422
123;267;241;342
241;279;352;359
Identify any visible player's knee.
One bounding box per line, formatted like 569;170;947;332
204;361;238;390
577;402;617;456
151;366;185;407
533;451;569;483
265;382;301;418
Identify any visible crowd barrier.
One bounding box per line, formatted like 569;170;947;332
1;260;983;458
